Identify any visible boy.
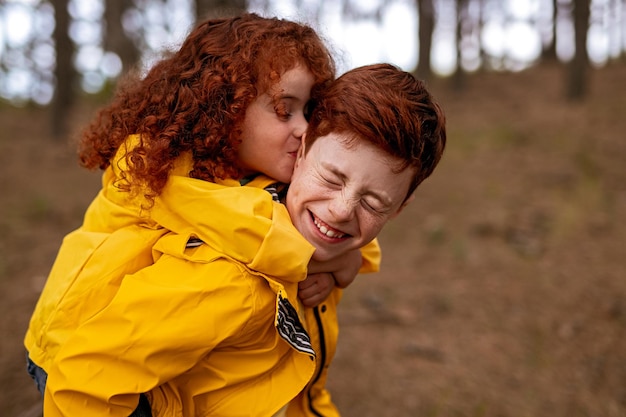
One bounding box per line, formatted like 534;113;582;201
285;63;446;416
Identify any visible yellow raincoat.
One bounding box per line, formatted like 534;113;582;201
24;136;380;416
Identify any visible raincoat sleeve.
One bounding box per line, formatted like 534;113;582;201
359;238;381;274
43;252;258;417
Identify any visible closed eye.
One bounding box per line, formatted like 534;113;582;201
362;200;380;213
362;195;390;214
321;174;342;187
274;102;291;121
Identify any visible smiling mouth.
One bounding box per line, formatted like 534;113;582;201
312;213;348;239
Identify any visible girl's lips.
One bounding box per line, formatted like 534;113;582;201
311;212;349;239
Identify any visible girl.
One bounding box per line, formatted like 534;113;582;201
25;13;378;416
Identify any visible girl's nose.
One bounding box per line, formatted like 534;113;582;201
293;113;308;138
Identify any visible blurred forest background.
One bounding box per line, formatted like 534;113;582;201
1;0;625;416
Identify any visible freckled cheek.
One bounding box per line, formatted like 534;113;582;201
288;182;313;208
360;217;386;241
300;181;326;199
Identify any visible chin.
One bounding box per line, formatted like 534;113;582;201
310;253;329;263
275;173;291;184
310;248;338;263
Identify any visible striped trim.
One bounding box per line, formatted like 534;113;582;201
277;295;314;355
186;237;204;248
264;183;282;202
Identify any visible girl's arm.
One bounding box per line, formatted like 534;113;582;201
298;239;381;307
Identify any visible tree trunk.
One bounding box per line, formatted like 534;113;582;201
452;0;468;91
104;0;140;77
566;0;590;100
50;0;75;140
417;0;435;80
195;0;248;23
541;0;558;61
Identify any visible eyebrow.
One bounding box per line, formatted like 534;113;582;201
276;94;303;102
268;94;303;108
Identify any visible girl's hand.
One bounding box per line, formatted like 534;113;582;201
298;273;335;307
299;249;363;307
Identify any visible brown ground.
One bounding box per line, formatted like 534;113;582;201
1;63;625;417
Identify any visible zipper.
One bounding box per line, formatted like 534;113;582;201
307;305;326;417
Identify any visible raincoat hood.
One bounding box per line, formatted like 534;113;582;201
88;134;315;283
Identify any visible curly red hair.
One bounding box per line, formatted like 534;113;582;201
78;13;335;200
305;63;446;202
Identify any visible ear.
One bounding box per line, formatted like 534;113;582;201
390;193;415;220
296;134;307;162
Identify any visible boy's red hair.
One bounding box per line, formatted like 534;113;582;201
306;63;446;202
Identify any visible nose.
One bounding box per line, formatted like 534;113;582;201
328;192;356;222
293;113;308;138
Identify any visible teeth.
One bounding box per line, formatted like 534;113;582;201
314;217;346;238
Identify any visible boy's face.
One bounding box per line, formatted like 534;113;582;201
286;133;414;262
237;65;314;183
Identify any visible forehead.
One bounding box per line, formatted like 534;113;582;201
263;65;313;95
309;133;403;170
305;133;413;203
